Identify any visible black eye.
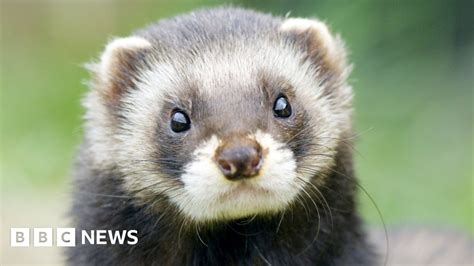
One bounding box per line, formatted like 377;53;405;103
170;110;191;133
273;95;292;118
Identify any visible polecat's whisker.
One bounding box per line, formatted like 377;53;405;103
75;191;133;199
195;224;209;247
295;183;322;256
276;210;285;234
355;181;389;266
295;194;310;222
226;223;262;237
177;217;188;250
296;176;334;227
236;214;258;225
254;244;272;266
284;126;313;145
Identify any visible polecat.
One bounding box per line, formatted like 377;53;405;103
68;7;376;265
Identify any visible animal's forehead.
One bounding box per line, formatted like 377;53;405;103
182;73;268;122
184;46;271;93
173;42;299;98
134;40;316;119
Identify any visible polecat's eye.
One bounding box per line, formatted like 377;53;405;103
273;95;292;118
170;110;191;132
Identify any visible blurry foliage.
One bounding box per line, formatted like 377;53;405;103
1;0;472;232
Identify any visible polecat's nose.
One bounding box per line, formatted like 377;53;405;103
215;138;263;180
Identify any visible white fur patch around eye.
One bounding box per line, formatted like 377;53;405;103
115;63;179;163
168;132;300;222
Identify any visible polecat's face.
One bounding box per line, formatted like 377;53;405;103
85;18;352;223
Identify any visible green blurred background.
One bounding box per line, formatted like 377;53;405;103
1;0;472;264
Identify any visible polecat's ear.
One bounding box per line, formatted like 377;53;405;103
89;36;152;105
280;18;348;80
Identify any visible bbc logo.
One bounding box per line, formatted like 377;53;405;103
10;228;75;247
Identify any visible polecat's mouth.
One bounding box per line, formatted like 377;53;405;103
218;182;271;201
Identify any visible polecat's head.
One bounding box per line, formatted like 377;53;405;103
83;11;353;223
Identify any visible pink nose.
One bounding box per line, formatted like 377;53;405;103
215;138;263;180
